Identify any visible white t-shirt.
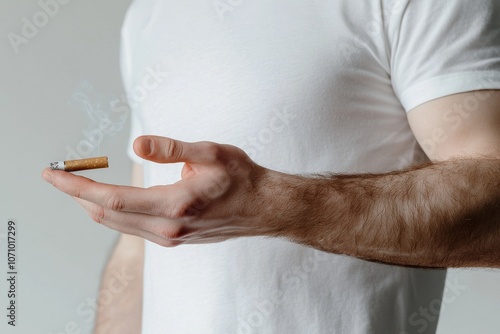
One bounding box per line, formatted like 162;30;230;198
120;1;500;333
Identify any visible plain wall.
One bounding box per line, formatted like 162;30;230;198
0;1;499;333
1;1;132;333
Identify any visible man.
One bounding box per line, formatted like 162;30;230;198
42;1;500;333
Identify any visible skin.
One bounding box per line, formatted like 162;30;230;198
92;164;144;334
42;90;500;268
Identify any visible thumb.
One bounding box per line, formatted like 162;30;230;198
133;135;219;164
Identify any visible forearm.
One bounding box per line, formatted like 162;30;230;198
94;234;144;334
266;158;500;268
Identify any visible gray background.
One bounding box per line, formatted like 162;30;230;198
0;1;499;333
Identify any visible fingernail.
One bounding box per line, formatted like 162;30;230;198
140;138;153;156
42;171;53;184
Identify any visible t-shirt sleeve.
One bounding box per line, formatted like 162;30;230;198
389;0;500;112
127;110;144;165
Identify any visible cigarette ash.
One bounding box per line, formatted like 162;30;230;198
50;161;62;170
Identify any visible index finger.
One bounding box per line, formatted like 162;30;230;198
41;168;187;216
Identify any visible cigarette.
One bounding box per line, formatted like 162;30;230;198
49;156;109;172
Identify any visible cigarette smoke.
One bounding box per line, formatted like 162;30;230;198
66;81;129;160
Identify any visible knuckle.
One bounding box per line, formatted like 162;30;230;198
203;142;224;162
105;193;125;211
157;188;203;219
165;140;182;160
73;189;82;199
158;225;187;240
167;199;195;219
91;206;106;224
169;204;186;219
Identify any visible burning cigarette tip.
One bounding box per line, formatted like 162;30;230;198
49;156;109;172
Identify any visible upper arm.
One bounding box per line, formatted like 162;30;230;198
407;90;500;161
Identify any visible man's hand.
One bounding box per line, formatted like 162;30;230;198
41;136;281;247
41;90;500;268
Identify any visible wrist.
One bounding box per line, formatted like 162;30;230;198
254;169;312;242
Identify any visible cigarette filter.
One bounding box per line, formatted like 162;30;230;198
50;156;109;172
